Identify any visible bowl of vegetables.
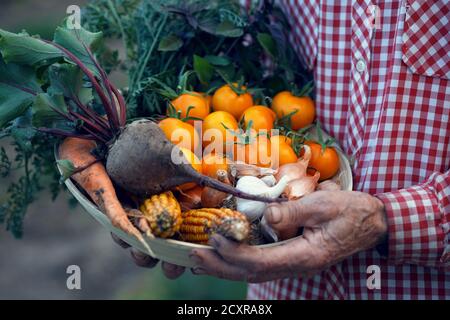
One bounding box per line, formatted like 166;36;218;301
58;121;352;268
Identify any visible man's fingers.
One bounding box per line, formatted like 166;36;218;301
191;232;328;282
137;217;150;233
111;232;131;249
264;201;306;239
208;235;265;270
209;235;314;275
190;248;249;281
162;262;185;279
265;191;340;231
130;248;159;268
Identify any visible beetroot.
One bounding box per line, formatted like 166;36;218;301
107;120;283;202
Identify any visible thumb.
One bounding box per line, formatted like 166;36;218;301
264;201;306;240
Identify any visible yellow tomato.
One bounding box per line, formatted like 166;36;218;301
239;105;275;133
305;141;340;181
202;153;229;177
212;84;253;119
170;92;210;125
234;135;272;168
202;111;239;151
178;147;202;190
270;134;292;146
272;91;315;130
270;135;297;167
158;118;199;152
276;143;298;167
203;94;212;110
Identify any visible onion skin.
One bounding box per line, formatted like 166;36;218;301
275;145;320;199
178;186;203;211
317;179;341;191
201;169;231;208
285;171;320;200
275;145;311;183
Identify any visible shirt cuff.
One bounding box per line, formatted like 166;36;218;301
375;176;448;269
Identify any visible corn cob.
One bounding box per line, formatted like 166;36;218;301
140;191;182;238
180;208;250;244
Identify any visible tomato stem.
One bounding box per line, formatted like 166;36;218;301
315;120;335;154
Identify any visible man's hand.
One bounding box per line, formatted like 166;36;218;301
189;190;387;282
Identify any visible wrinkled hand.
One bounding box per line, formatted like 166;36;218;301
189;189;387;282
111;214;185;279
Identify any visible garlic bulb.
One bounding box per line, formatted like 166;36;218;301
236;175;289;221
229;161;277;179
260;175;277;187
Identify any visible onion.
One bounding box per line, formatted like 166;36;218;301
274;145;320;199
275;145;311;183
201;169;231;208
178;186;203;211
285;171;320;200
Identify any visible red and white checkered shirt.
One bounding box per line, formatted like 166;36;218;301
245;0;450;300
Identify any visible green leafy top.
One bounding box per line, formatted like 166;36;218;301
0;0;312;238
0;23;130;145
0;24;129;237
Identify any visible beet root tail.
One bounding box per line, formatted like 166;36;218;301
195;172;287;203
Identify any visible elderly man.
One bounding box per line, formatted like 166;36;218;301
117;0;449;299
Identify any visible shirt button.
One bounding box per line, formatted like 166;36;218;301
356;59;366;73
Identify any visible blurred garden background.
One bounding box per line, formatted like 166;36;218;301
0;0;246;299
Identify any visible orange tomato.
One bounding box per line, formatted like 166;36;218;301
239;105;275;132
212;84;253;119
270;134;292;146
170;92;210;125
202;111;238;151
202;153;229;177
178;147;202;190
272;91;315;130
277;143;298;167
270;135;297;167
306;142;340;181
204;94;212;110
234;135;272;168
158;118;199;152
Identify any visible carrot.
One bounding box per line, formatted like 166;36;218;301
59;137;152;255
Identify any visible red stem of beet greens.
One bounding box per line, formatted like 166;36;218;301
81;42;121;128
71;96;111;132
68;110;110;140
42;40;122;136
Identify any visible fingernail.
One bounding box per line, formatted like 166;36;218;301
192;267;206;275
267;206;282;224
130;249;146;259
189;253;202;264
163;262;177;271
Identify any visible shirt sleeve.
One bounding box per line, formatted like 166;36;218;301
375;170;450;269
